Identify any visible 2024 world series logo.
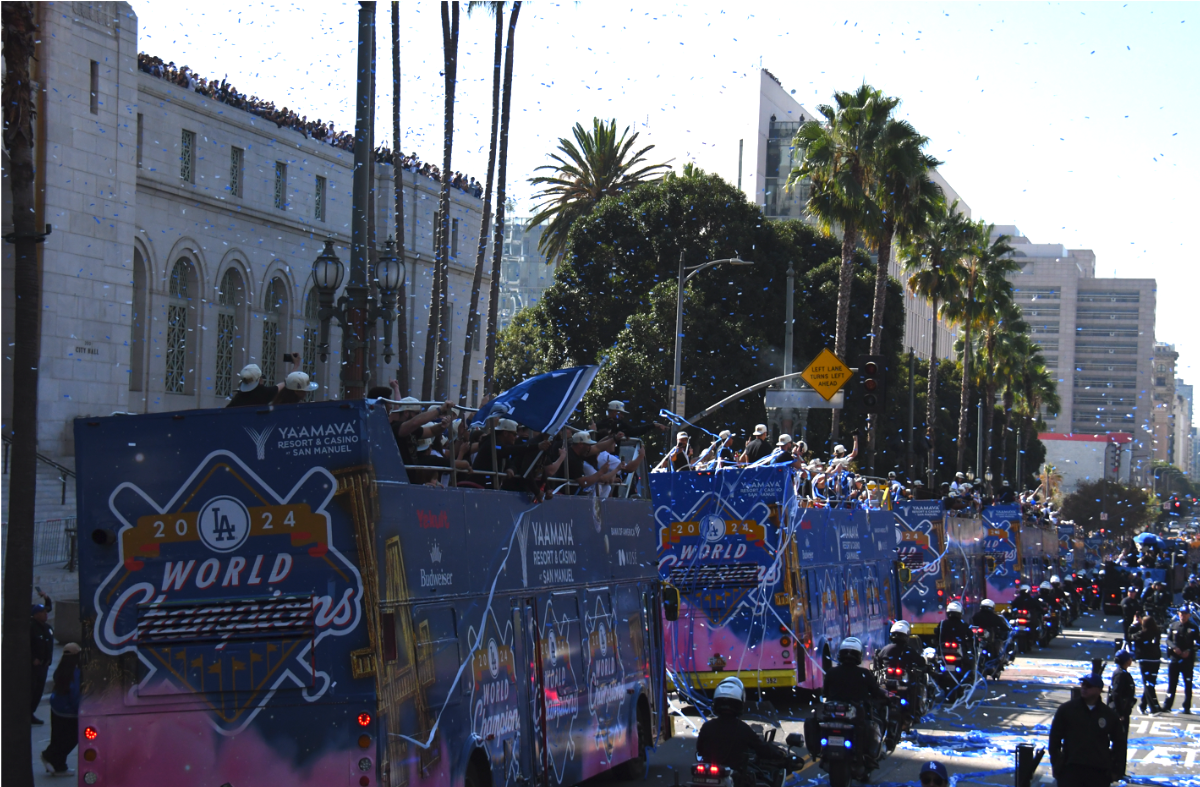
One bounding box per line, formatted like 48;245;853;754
92;450;365;734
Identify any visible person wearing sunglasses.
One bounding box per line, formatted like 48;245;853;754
918;760;949;786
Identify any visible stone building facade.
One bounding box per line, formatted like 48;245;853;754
1;2;490;520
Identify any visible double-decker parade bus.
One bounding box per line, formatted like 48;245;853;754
75;400;664;787
895;501;1059;636
651;466;896;695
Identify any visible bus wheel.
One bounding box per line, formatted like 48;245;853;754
464;756;490;787
617;703;650;779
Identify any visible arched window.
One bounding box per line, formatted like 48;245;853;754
302;289;319;379
215;267;245;397
261;278;289;385
130;249;148;392
166;259;196;394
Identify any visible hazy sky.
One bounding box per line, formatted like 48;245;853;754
135;1;1199;380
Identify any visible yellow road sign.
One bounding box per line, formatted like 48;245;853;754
800;348;853;402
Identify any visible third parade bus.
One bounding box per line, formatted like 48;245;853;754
74;399;666;787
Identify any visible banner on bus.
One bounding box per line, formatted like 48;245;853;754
893;500;946;625
982;503;1021;608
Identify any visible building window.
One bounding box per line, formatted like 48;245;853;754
130;250;148;392
136;114;144;167
90;60;100;114
230;147;243;197
215;268;244;398
274;162;287;209
451;218;459;257
302;289;319;380
315;176;326;222
262;278;288;385
471;380;479;409
166;260;193;394
181;130;196;183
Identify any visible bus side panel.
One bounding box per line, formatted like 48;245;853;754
982;504;1022;609
73;403;381;787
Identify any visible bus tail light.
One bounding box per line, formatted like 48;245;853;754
780;636;791;647
357;712;372;727
358;735;372;749
84;749;98;761
85;726;99;741
360;778;370;787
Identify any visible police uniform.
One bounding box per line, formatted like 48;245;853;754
1130;618;1163;713
1163;617;1198;712
1107;666;1136;778
1119;594;1143;640
1049;694;1119;786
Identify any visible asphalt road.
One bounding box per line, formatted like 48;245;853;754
592;609;1199;787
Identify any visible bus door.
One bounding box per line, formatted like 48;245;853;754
640;584;666;740
512;598;546;786
784;538;809;683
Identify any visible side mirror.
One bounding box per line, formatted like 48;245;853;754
785;732;804;748
662;585;679;622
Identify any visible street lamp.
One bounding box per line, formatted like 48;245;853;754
672;253;754;414
310;236;406;372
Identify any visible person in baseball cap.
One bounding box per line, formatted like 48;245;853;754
918;760;949;786
271;370;320;405
593;399;668;441
741;424;771;464
655;431;693;473
227;353;302;407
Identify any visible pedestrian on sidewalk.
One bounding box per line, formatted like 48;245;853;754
1162;607;1197;713
41;642;81;776
1107;651;1137;780
1129;611;1163;714
1049;674;1119;787
31;591;54;725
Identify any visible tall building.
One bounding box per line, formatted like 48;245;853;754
497;214;554;331
1152;344;1178;464
1;3;489;519
1174;379;1193;477
993;226;1157;482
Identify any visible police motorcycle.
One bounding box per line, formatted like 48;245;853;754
933;602;981;701
691;678;806;787
874;621;934;745
1036;581;1061;646
806;638;890;787
971;599;1013;677
1050;575;1079;626
1004;586;1042;654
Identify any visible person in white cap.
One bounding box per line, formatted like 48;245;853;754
740;424;771;464
594;400;668;442
562;430;621;494
655;431;694;472
827;434;859;470
950;471;966;497
271;370;320;405
384;377;455;470
695;430;737;469
227;353;301;407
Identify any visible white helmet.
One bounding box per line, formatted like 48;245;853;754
890;620;911;636
1020;584;1032;593
1050;575;1061;585
838;637;864;665
947;601;963;615
1040;581;1052;591
980;599;996;609
713;676;745;716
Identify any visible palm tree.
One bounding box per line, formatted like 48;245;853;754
942;223;1016;472
482;1;521;398
862;121;941;466
526;118;670;264
427;1;460;400
997;331;1037;482
974;300;1027;481
391;1;409;395
3;2;44;779
901;198;973;480
1016;356;1061;486
788;84;897;439
458;1;505;405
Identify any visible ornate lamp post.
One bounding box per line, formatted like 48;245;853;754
310;236;406;387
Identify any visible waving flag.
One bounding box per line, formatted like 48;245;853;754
470;365;600;435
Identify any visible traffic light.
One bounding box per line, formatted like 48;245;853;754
856;354;887;413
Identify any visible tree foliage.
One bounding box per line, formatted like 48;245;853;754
1061;480;1154;535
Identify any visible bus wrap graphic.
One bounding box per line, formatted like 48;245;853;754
91;451;364;734
982;504;1021;607
893;500;946;624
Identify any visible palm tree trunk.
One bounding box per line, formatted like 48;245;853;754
483;1;520;398
867;223;893;470
391;1;409;395
983;379;997;483
422;208;442;400
2;4;42;782
435;1;460;400
956;324;972;472
926;295;940;481
458;6;503;405
831;224;857;441
1002;388;1014;483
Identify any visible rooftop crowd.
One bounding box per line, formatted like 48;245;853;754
137;53;485;198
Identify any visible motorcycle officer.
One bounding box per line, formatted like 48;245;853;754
935;602;977;660
1050;576;1076;623
972;599;1012;668
697;677;795;780
876;621;928;718
823;637;888;760
1038;581;1062;637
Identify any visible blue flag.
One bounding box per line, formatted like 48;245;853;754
470;365;600;435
